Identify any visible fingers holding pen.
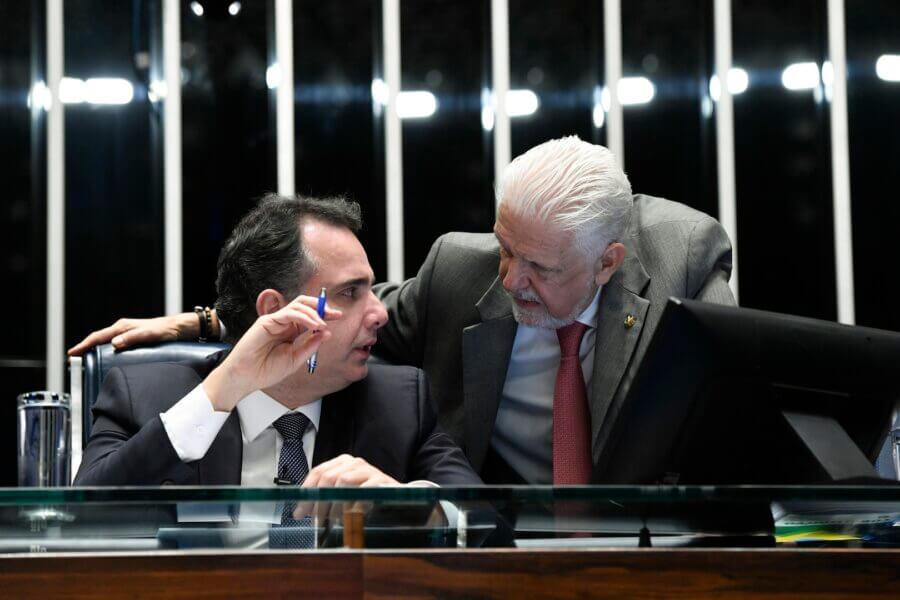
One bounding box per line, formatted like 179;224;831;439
266;305;324;335
262;295;340;338
288;293;342;321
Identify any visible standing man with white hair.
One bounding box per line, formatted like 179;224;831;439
70;136;734;485
372;135;734;484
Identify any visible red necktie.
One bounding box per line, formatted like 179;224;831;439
553;321;592;484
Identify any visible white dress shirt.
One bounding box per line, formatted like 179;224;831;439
492;288;602;484
161;386;321;534
162;380;446;545
160;384;320;484
160;384;437;490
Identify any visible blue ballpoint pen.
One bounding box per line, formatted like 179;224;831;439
308;287;327;374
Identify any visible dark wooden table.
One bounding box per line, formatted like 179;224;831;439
2;548;899;598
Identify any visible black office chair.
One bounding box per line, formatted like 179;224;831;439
70;341;230;449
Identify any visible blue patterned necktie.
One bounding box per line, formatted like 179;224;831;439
269;412;314;548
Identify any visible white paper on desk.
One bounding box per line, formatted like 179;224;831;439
515;535;708;549
515;511;708;535
772;501;900;528
176;502;233;523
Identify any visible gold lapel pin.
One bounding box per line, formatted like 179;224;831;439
624;314;637;329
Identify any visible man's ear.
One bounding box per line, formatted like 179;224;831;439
256;289;286;318
593;242;627;286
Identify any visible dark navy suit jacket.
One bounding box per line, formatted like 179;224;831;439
74;351;481;486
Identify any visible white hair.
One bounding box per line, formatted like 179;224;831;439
496;135;633;256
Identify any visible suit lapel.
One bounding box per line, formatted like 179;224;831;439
312;387;355;466
590;252;651;466
462;276;517;472
198;411;242;484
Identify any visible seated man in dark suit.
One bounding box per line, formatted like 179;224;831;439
75;194;479;488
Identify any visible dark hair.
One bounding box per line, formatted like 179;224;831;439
214;193;362;342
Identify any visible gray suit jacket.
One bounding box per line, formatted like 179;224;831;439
374;194;735;479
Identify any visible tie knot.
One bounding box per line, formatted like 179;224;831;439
556;321;588;358
272;412;310;441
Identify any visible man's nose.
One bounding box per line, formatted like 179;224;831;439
367;293;389;330
502;259;528;291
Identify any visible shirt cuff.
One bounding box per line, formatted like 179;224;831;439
160;383;231;462
404;482;458;530
406;480;439;488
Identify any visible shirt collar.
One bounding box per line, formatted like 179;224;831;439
575;286;603;329
236;390;322;443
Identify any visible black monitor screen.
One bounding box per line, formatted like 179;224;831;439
596;298;899;484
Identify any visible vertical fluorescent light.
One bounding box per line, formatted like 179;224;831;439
275;0;295;196
603;0;623;167
164;0;182;314
714;0;739;301
46;0;64;392
827;0;855;324
491;0;511;207
383;0;404;282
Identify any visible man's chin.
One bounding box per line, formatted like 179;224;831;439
320;362;369;391
511;304;567;329
347;362;369;382
507;293;567;329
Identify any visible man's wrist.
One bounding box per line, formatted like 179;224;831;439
210;309;221;340
194;306;211;341
184;308;221;341
177;311;202;340
203;363;250;412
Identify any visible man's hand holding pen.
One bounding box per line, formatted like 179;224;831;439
203;294;342;412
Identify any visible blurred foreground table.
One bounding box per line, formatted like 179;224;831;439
1;485;898;598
